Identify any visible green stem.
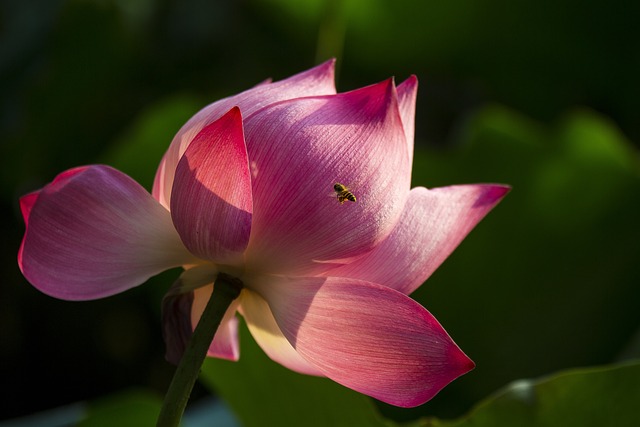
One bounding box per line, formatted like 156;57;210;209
157;273;243;427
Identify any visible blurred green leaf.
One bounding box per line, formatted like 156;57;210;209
397;106;640;420
100;95;203;190
200;319;394;427
426;361;640;427
78;389;161;427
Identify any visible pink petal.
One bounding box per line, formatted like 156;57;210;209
20;191;40;222
328;185;510;295
191;284;240;361
397;75;418;163
238;288;324;376
19;165;195;300
256;276;474;407
243;79;411;275
170;107;252;265
18;167;92;269
18;191;41;265
153;60;337;208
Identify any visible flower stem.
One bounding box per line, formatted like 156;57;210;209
157;273;243;427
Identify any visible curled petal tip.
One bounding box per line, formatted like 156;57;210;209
339;78;401;123
227;105;242;119
316;58;336;73
397;75;418;159
19;192;39;223
319;57;336;68
452;347;476;377
397;75;418;103
403;74;418;85
475;184;511;207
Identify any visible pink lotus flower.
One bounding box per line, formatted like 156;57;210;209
18;61;508;407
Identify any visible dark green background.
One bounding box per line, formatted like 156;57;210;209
2;0;639;424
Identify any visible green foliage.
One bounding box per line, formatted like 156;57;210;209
403;106;640;418
100;95;203;190
254;0;640;142
78;389;162;427
427;361;640;427
200;319;393;427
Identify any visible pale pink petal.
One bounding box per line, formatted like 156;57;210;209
19;165;196;301
397;76;418;163
191;284;240;361
256;276;474;407
152;158;169;206
243;79;411;275
170;108;252;265
238;288;324;376
328;185;510;295
153;60;337;208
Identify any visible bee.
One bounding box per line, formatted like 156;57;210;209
333;183;356;204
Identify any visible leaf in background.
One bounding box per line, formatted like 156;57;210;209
200;318;397;427
425;361;640;427
78;389;161;427
100;95;203;190
395;106;640;420
251;0;640;143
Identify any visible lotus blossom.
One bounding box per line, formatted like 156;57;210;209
18;60;508;407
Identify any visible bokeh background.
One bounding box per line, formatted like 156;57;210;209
2;0;639;425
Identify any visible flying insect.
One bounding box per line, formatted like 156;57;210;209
333;183;356;204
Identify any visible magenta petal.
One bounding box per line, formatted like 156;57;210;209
18;167;91;270
18;191;41;265
243;80;411;275
329;185;510;295
258;276;474;407
397;76;418;163
153;60;336;208
170;108;252;264
20;191;39;222
19;165;195;300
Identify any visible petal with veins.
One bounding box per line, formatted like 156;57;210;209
153;60;337;208
19;165;195;300
257;276;474;407
170;107;252;265
328;185;510;295
243;79;411;275
397;76;418;163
